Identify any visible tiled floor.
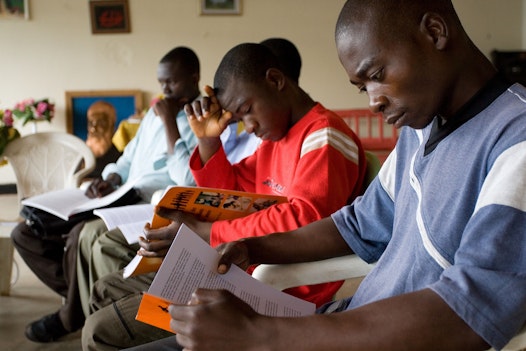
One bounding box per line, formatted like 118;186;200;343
0;194;81;351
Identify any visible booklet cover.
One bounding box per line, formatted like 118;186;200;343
123;186;288;278
135;224;315;333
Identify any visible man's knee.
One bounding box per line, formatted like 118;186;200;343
79;219;108;247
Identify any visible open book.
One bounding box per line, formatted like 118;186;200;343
135;224;315;333
94;204;154;245
20;179;139;221
123;186;288;278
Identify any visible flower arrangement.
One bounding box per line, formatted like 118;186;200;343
12;98;55;126
0;109;21;164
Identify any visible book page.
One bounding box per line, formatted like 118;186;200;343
148;224;315;316
94;204;154;244
21;178;139;221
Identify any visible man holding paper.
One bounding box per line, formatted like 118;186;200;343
12;46;202;343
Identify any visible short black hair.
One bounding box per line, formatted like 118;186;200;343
214;43;281;95
160;46;200;75
260;37;302;83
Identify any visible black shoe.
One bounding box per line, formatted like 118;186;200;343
24;312;69;342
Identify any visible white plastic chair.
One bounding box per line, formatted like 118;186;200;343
0;131;95;295
252;256;525;351
3;131;96;206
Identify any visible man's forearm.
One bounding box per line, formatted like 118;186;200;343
266;289;488;351
244;217;353;265
197;137;222;165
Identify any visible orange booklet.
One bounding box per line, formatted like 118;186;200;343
123;186;288;278
135;225;316;333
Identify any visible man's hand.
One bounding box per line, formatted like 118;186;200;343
216;240;252;274
138;207;213;257
184;85;233;139
154;97;189;125
84;173;121;198
138;220;182;258
169;289;268;351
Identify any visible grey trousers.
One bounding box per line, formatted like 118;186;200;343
121;336;182;351
81;270;173;351
77;219;139;316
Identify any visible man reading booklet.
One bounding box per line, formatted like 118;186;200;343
12;46;202;344
81;41;366;351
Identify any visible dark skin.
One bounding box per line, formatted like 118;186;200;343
166;5;495;351
137;69;315;258
85;61;200;199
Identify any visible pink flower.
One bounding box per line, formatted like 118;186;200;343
36;102;48;114
3;111;14;127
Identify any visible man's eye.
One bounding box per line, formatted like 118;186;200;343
371;69;383;81
357;85;367;94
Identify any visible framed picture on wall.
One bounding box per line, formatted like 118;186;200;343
201;0;241;15
0;0;29;20
65;90;143;141
89;0;130;34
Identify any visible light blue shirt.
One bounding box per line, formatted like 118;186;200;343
220;122;261;164
102;107;197;202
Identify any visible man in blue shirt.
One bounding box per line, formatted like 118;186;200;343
127;1;526;350
12;46;202;343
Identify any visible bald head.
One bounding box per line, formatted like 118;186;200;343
336;0;459;44
87;101;116;126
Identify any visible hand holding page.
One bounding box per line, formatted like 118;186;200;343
123;186;288;278
135;224;315;333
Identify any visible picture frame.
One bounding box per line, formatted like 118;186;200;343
65;90;143;140
0;0;29;20
201;0;241;15
89;0;130;34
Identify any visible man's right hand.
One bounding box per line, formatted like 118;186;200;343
216;240;252;274
184;85;233;139
85;177;119;198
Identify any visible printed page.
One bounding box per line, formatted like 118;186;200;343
149;224;315;317
21;188;92;220
94;203;153;244
68;179;139;214
21;178;139;220
118;221;148;245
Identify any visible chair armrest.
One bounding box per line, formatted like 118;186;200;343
501;324;526;350
252;255;375;291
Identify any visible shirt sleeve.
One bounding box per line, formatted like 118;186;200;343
191;140;364;246
101;119;143;183
166;112;198;186
430;142;526;350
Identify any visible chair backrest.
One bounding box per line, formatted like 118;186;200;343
336;109;398;163
3;132;95;206
363;151;381;189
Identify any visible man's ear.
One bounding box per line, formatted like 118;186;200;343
420;12;449;50
265;68;286;91
192;73;200;85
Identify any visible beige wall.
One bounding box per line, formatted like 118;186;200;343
0;0;523;182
